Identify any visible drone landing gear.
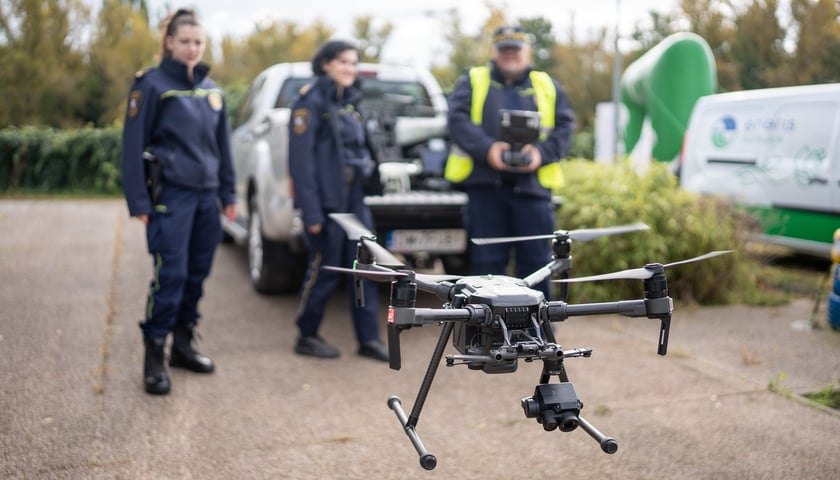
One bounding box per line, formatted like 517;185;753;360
387;396;437;470
386;321;455;470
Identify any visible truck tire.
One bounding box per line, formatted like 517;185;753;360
247;195;305;294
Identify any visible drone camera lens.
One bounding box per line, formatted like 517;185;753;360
540;411;558;431
521;397;540;418
558;411;579;432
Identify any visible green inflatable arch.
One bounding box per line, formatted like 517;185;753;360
620;32;717;162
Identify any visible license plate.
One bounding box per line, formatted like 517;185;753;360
385;229;466;254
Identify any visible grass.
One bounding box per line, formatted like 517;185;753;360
804;384;840;410
736;243;833;307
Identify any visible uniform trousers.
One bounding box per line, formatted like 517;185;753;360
142;184;222;338
295;183;380;344
463;186;556;299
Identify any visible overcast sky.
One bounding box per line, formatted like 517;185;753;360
119;0;684;68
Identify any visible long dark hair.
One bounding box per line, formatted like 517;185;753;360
310;40;358;76
160;8;201;58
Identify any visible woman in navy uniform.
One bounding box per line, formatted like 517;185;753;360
121;8;237;394
288;40;388;362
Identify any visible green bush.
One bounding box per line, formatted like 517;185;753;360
556;159;760;305
0;127;122;193
568;130;594;159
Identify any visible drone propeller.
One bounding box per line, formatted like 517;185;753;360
322;265;461;284
329;213;404;267
554;250;734;283
471;222;650;246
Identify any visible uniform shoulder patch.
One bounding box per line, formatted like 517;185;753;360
135;68;147;79
207;90;224;111
298;83;312;96
127;90;143;119
291;108;311;135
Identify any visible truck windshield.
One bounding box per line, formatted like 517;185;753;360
275;77;435;116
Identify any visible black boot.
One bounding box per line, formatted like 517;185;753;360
143;336;171;395
170;322;215;373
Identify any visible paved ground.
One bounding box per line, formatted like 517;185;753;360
1;199;840;480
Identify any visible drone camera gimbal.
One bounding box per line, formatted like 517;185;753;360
522;382;582;432
324;213;730;470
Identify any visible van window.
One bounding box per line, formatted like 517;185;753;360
771;101;838;170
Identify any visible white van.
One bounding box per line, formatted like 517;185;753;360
679;83;840;258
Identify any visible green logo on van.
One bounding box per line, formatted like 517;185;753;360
711;116;737;148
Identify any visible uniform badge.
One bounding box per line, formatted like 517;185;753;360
207;91;223;111
127;90;143;119
292;108;311;135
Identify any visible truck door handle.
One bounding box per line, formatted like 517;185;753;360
807;176;828;185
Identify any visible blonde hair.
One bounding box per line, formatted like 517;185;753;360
159;8;201;58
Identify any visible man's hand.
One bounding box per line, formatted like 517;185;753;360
135;214;149;225
307;224;322;235
519;144;542;172
487;141;511;171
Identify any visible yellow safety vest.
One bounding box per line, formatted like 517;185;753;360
445;66;565;191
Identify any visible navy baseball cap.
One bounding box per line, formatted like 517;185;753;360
493;25;529;48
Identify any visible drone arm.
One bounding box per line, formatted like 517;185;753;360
522;257;571;290
414;279;457;302
559;299;649;318
389;305;493;328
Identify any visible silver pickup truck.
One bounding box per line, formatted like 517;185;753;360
223;62;468;293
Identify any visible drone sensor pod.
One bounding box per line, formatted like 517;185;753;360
522;383;582;432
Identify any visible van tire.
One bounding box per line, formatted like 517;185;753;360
247;194;305;294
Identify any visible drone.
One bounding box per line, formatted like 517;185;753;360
324;212;731;470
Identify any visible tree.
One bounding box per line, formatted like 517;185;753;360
0;0;91;127
353;16;393;63
679;0;740;91
213;19;333;87
86;0;158;127
519;16;556;72
628;10;680;58
789;0;840;84
430;3;508;92
548;28;613;133
731;0;787;89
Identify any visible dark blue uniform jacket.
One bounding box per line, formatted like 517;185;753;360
447;63;575;198
288;75;378;229
121;56;236;217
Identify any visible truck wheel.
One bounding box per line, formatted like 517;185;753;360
248;195;305;294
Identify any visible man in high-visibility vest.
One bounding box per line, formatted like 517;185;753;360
445;25;575;298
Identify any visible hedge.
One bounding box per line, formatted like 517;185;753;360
0;126;122;193
556;159;759;305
